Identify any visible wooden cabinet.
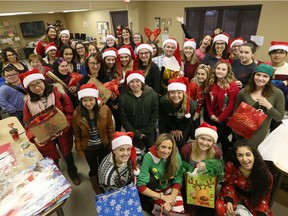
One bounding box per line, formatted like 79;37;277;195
0;25;25;59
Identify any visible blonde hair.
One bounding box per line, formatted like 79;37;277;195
192;137;215;159
155;133;178;179
191;64;211;93
167;91;188;115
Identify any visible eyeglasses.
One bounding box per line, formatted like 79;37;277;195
139;52;150;56
88;62;100;66
29;80;43;89
5;73;18;78
271;50;286;55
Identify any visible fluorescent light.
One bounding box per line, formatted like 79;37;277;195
63;9;89;13
48;12;55;14
0;12;33;17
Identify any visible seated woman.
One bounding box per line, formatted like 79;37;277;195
137;133;184;213
98;131;142;193
216;139;273;216
180;122;222;216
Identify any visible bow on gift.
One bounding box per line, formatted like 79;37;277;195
103;78;120;96
144;27;161;42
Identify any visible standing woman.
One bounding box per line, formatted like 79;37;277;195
232;41;258;89
118;45;135;83
42;43;58;68
233;64;285;147
75;42;88;75
137;133;184;213
117;27;136;51
87;44;100;55
205;60;239;160
35;25;58;58
189;64;210;138
2;47;28;73
59;45;77;73
101;34;118;52
133;33;143;45
196;35;212;62
98;132;142;192
216;140;273;216
22;70;81;186
148;41;159;58
159;77;197;150
73;83;114;194
120;70;158;150
203;34;230;68
136;44;161;94
182;39;200;81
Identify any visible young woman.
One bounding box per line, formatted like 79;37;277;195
232;41;258;89
196;35;212;62
137;133;184;213
28;54;50;78
43;43;57;68
118;45;135;82
98;131;142;192
133;33;144;45
22;70;81;186
159;77;197;150
59;45;77;73
189;64;210;138
233;64;285;147
229;37;244;60
182;39;200;81
136;44;161;94
205;60;239;160
148;41;159;58
120;70;158;150
101;34;118;52
58;29;71;50
73;82;114;194
117;27;136;51
35;25;58;58
180;122;222;216
2;47;28;73
75;42;88;75
216;139;273;216
203;34;230;68
87;44;100;55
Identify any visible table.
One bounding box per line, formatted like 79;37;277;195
0;116;67;216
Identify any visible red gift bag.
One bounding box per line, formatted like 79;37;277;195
227;102;267;139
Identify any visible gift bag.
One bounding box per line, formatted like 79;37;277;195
95;184;144;216
227;102;267;139
25;105;68;143
186;170;217;208
88;77;112;104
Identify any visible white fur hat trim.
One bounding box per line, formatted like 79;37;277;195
126;73;145;84
102;50;117;59
230;39;244;48
118;48;131;56
269;45;288;52
106;35;116;41
112;135;132;150
167;82;186;92
23;73;45;88
78;88;99;100
195;127;218;143
59;30;70;37
183;41;196;50
136;44;153;54
213;34;229;44
162;39;177;49
45;45;57;53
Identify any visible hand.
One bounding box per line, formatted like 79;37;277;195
283;80;288;86
162;194;176;206
256;97;272;110
139;134;145;139
193;112;200;121
163;202;172;212
196;162;206;171
226;202;235;216
210;115;221;123
170;130;183;141
235;80;243;89
68;86;77;94
176;16;184;24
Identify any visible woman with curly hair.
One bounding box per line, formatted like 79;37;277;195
216;139;273;216
205;59;239;160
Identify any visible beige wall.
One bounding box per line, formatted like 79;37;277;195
1;1;288;61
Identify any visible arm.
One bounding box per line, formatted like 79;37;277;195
150;63;161;94
205;87;214;117
60;92;74;125
0;87;17;113
264;88;285;122
255;174;273;215
176;17;193;39
221;162;238;204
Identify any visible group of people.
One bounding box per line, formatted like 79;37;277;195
0;20;287;215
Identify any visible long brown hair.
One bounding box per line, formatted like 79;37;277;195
245;72;273;97
155;133;179;179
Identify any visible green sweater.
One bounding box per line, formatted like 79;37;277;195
234;87;285;147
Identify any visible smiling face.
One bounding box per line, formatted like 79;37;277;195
231;43;242;55
106;38;115;47
88;57;101;76
150;44;157;57
88;44;97;54
30;59;43;69
254;72;270;88
128;79;143;94
138;48;151;64
270;49;287;66
201;35;212;48
196;68;208;84
28;79;45;96
183;46;194;59
239;45;254;64
63;48;73;63
105;56;116;69
163;42;176;57
196;135;214;152
133;33;142;44
236;146;255;171
47;28;57;40
120;54;130;66
3;69;19;85
156;139;173;159
113;144;132;164
215;63;228;81
58;61;69;75
81;96;96;111
76;44;86;56
60;34;70;45
122;29;130;40
214;40;226;54
168;90;184;105
6;51;17;63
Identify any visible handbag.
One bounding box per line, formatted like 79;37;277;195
227;102;267;139
25;105;68;144
95;184;144;216
151;204;190;216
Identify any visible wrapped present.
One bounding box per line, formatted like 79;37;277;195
103;78;120;96
68;72;83;87
96;184;143;216
25;105;68;144
88;77;112;104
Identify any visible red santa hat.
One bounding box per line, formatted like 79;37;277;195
213;33;229;44
125;70;145;85
45;43;57;53
23;68;45;88
118;45;136;60
167;76;191;118
136;43;153;54
102;48;117;59
195;122;218;143
163;38;182;68
268;41;288;53
112;131;140;176
230;37;244;49
106;34;116;41
59;29;70;38
183;38;196;50
78;82;99;100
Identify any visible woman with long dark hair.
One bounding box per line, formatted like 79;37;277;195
216;139;273;216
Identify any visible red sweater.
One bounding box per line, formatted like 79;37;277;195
189;81;207;114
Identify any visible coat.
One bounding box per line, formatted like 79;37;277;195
72;104;114;157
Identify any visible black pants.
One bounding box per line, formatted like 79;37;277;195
54;151;77;172
133;132;155;151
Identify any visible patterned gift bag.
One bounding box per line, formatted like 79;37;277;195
95;184;144;216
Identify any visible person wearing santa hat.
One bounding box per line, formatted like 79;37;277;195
203;33;230;68
43;43;58;68
118;45;135;83
137;133;184;213
205;59;239;160
229;37;245;60
117;27;136;51
58;29;71;50
159;76;197;150
73;82;114;194
180;122;222;216
22;69;81;186
182;38;201;82
120;70;158;150
136;43;161;94
101;34;118;53
98;131;142;192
